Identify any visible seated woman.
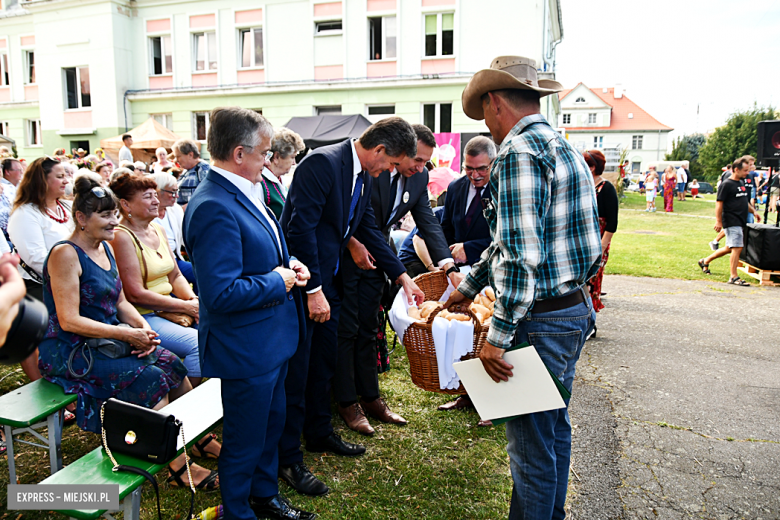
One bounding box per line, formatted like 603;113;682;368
152;173;196;293
39;174;218;490
108;174;204;389
259;128;306;219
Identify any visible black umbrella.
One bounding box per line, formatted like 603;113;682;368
283;115;373;149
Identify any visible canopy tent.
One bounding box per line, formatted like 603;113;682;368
100;118;195;164
283;115;372;149
0;134;15;151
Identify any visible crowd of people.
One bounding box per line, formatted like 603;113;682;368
0;54;619;520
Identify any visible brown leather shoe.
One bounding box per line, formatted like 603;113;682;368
437;395;474;411
360;397;407;426
338;403;375;436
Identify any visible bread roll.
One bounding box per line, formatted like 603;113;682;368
408;307;421;320
437;309;450;320
470;303;490;317
449;313;470;322
474;312;485;323
485;287;496;302
486;300;495;311
420;301;441;319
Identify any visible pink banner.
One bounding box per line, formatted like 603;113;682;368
432;133;460;173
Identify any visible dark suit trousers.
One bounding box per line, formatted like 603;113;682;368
220;363;288;520
334;254;385;403
279;292;342;466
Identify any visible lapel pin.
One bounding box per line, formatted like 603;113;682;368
403;191;410;204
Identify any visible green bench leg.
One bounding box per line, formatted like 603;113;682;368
4;424;15;484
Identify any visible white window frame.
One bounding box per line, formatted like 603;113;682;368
27;119;41;146
193;112;210;142
365;104;395;124
575;97;586;103
23;50;35;85
63;66;91;110
422;12;455;58
314;20;343;36
0;121;9;137
587;113;597;124
562;114;571;125
421;102;452;133
593;136;603;148
152;113;173;130
237;27;264;69
632;135;643;150
314;105;342;116
192;31;218;72
148;35;173;76
368;15;397;61
0;52;8;87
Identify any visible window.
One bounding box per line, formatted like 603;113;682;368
562;114;571;124
575;96;585;103
593;136;603;148
238;28;263;68
631;162;641;173
422;103;452;133
369;16;396;60
0;121;9;137
424;13;454;57
193;32;217;71
632;135;643;150
0;53;8;86
24;51;35;84
315;105;341;116
194;112;210;141
152;113;173;130
366;105;395;124
149;36;173;75
315;21;342;34
588;113;597;124
64;67;91;109
27;119;41;146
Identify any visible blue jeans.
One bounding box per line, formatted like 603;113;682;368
143;314;202;378
177;258;198;295
506;286;595;520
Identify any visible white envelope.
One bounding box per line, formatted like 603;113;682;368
453;346;565;421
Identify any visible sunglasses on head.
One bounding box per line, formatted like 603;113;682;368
91;186;112;199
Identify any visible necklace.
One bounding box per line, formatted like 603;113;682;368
46;200;69;224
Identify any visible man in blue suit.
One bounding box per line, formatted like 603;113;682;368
279;117;424;496
183;107;315;520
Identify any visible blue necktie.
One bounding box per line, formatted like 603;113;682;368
335;172;364;275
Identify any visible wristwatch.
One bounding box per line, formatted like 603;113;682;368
445;265;460;276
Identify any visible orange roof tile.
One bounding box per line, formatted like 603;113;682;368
559;86;672;132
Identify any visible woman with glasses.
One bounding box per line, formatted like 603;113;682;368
152;172;196;293
8;157;74;383
39;174;218;491
258;128;305;219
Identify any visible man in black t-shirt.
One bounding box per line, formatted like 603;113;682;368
699;155;761;285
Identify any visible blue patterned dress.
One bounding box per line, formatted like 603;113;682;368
38;241;188;433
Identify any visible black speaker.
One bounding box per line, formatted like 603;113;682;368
756;120;780;166
740;224;780;271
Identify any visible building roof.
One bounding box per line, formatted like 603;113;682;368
559;84;673;132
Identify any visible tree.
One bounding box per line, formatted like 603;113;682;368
698;104;777;182
665;133;707;180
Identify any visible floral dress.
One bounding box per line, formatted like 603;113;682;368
663;175;675;212
38;241;187;433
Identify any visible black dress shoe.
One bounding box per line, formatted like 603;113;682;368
250;494;317;520
278;462;329;496
305;432;366;457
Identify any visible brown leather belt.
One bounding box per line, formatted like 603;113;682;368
531;287;586;314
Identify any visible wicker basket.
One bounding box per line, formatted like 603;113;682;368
401;271;489;395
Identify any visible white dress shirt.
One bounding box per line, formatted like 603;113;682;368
8;201;75;280
261;167;288;198
154;203;185;261
210;165;282;255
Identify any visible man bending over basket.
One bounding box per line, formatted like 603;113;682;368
444;56;601;520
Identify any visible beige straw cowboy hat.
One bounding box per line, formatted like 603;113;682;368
462;56;564;120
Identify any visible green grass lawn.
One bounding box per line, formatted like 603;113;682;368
606;192;756;283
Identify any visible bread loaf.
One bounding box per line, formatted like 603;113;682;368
408;307;421;320
485;287;496;302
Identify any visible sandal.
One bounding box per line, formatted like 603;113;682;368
191;433;220;459
727;276;750;286
63;410;76;424
167;463;219;492
698;259;711;275
1;438;6;456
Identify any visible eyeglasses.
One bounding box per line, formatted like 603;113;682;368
161;189;178;196
463;165;490;175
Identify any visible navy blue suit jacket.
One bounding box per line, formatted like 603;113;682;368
440;176;492;265
183;170;305;379
280;139;405;295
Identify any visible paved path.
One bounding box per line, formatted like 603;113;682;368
567;275;780;519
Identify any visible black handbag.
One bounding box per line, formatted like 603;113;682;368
67;325;135;379
100;398;195;520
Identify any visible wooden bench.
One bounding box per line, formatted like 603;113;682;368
40;378;223;520
0;379;78;484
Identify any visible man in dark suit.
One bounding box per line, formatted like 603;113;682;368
183;107;315;520
334;124;465;436
279;117;424;496
437;135;496;417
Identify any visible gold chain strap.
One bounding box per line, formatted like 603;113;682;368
180;424;196;497
100;403;121;470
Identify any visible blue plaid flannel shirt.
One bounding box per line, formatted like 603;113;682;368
177;161;211;205
459;114;602;349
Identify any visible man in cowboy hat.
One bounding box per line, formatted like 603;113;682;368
444;56;602;519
